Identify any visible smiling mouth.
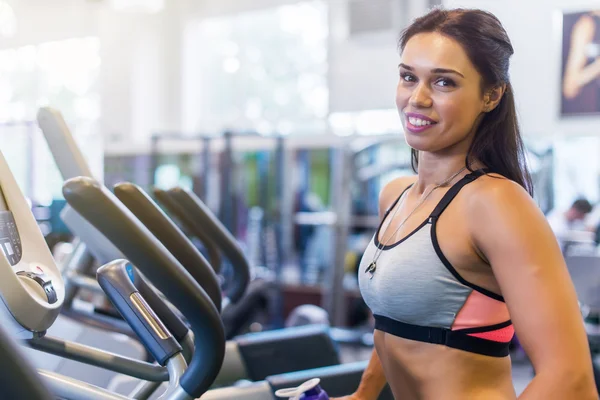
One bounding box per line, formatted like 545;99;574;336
405;115;437;132
407;116;435;126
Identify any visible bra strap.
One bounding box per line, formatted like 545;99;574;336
429;169;488;221
384;183;414;216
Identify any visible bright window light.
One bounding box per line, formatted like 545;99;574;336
186;1;328;135
110;0;164;13
329;109;401;136
0;1;16;38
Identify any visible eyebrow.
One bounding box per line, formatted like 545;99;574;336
399;63;465;78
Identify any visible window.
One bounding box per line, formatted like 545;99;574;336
328;109;402;136
0;37;101;203
184;1;328;136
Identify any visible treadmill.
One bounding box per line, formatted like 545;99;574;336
0;147;223;399
64;175;393;399
35;107;392;399
37;107;341;385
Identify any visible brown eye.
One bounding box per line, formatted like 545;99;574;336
400;72;416;83
435;77;456;87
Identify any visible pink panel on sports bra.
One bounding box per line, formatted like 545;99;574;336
451;290;510;331
467;324;515;342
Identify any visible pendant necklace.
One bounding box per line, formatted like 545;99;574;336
365;166;467;279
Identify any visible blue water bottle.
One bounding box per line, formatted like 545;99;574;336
275;378;329;400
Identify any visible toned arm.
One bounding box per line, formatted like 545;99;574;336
468;177;597;399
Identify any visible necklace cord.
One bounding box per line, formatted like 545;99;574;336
366;166;468;276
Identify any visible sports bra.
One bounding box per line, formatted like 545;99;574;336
358;169;514;357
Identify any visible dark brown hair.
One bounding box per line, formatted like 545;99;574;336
572;198;593;214
399;8;533;195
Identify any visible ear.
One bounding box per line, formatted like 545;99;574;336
483;84;506;112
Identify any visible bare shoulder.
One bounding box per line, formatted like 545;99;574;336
461;172;543;229
460;173;557;265
378;175;417;216
462;172;536;212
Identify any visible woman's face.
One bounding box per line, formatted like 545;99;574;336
396;32;487;155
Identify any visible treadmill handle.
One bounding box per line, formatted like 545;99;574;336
97;259;182;366
153;188;223;274
114;182;222;313
167;187;250;304
129;266;190;343
63;176;224;398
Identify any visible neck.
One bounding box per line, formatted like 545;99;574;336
414;152;480;194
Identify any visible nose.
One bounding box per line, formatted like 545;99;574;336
409;83;432;108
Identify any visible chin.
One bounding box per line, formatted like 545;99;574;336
404;132;436;152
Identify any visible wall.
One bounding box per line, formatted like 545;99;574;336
97;3;185;145
328;0;431;113
442;0;600;138
7;0;598;149
442;0;600;208
1;0;184;149
0;0;97;48
3;0;435;152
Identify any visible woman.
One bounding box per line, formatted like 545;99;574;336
333;8;597;400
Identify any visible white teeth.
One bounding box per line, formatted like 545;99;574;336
408;117;433;126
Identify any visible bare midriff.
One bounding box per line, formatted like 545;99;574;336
374;330;517;400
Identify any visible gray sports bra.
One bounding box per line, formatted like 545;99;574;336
359;169;514;357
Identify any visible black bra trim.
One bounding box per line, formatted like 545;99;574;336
452;319;512;334
373;218;429;250
375;183;428;250
384;183;414;216
430;225;505;302
374;315;511;358
428;169;505;302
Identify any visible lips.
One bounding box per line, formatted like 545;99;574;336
404;112;437;133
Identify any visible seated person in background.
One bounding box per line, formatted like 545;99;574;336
547;198;594;252
583;203;600;244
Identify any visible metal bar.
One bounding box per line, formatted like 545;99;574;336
356;160;412;182
40;369;131;400
158;353;188;399
324;147;352;326
61;241;96;306
150;135;160;187
293;212;379;228
349;136;406;158
201;137;211;201
61;308;138;340
130;380;163;400
129;330;193;399
67;272;104;294
272;136;287;326
276;137;291;266
220;131;234;233
0;120;35;127
29;336;169;381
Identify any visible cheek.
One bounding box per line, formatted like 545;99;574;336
436;98;461;122
437;95;481;130
395;84;409;108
